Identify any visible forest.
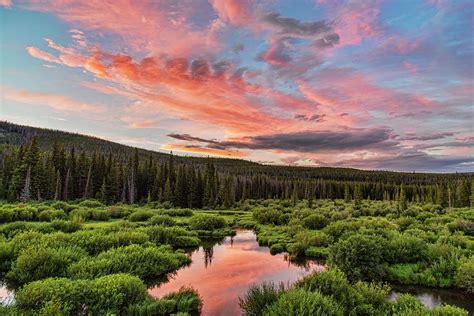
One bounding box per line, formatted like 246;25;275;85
1;121;472;209
0;122;473;315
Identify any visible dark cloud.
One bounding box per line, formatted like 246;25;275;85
232;43;244;54
191;59;210;78
313;33;340;48
413;137;474;150
294;114;326;122
167;133;221;145
399;132;455;141
168;127;395;153
212;60;231;77
262;12;332;37
390;110;433;118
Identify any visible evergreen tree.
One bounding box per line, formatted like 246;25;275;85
20;166;31;202
354;184;362;206
344;183;351;203
399;184;407;211
163;176;172;203
470;180;474;208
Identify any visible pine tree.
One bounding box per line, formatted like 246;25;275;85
455;180;469;207
291;182;299;206
163;176;172;203
344;183;351;203
20;166;31;202
399;184;407;211
435;184;447;207
54;170;62;200
99;179;107;203
354;184;362;206
470;180;474;208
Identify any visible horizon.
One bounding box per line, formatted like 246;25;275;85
2;119;472;175
1;0;473;172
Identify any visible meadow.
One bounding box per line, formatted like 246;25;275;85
0;198;472;315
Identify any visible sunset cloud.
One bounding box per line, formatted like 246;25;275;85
1;86;103;113
3;0;472;171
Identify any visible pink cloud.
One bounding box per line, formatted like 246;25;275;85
298;68;439;120
1;85;104;113
0;0;13;8
22;0;223;57
0;0;11;7
318;0;382;46
403;61;418;75
211;0;253;27
26;46;59;63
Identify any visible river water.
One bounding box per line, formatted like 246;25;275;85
149;229;324;315
149;229;473;315
1;229;472;314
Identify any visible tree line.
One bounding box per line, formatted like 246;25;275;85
0;136;472;208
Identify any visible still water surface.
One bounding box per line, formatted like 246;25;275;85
1;229;472;315
150;229;473;315
149;229;324;315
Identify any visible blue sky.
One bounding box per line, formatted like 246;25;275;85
1;0;473;172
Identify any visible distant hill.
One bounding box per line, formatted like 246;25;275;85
0;121;471;185
0;121;257;168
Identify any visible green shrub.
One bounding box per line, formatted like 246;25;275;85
38;209;66;222
7;245;87;286
129;210;155;222
50;220;82;233
16;274;147;314
78;199;105;208
239;282;285;316
91;209;110;221
270;243;286;255
303;214;328;230
455;257;474;293
253;208;287;225
162;209;193;217
264;289;344;316
189;214;227;231
329;234;386;281
128;287;201;315
108;206;133;218
386;234;428;264
69;208;91;221
149;215;176;226
69;244;190;280
145;226;200;248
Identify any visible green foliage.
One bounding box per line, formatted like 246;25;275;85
90;209;110;221
302;214;328;230
38;209;66;222
329;234;386;281
16;274;147;314
239;282;285;315
263;289;344;316
129;210;156;222
189;214;227;230
148;214;176;226
162;209;193;217
145;226;200;248
128;287;201;316
455;257;474;293
7;245;87;286
68;244;189;280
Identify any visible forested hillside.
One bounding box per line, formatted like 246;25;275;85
0;121;472;207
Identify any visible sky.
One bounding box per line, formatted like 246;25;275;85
0;0;473;172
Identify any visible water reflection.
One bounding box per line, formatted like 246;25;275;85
0;283;14;306
389;284;474;313
149;229;324;316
